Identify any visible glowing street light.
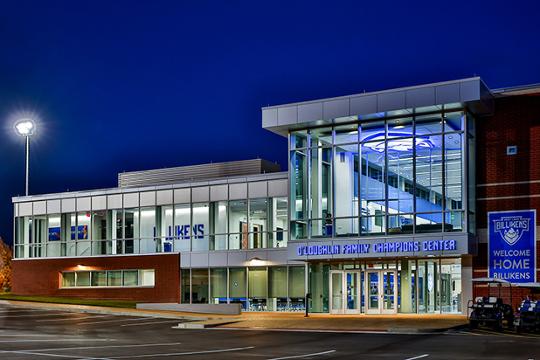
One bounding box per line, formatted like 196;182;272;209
14;118;35;196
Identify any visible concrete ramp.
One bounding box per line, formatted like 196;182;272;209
137;303;242;315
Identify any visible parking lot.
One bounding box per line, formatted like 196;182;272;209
0;303;539;359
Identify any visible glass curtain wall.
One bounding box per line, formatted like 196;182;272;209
182;266;306;312
14;196;288;258
290;109;469;238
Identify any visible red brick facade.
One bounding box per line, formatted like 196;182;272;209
11;253;180;303
474;93;540;305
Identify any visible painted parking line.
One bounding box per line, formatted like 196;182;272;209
0;338;115;343
404;355;429;360
267;349;336;360
0;350;97;359
77;317;150;325
109;346;256;358
14;342;183;353
0;309;52;314
120;320;181;327
0;312;72;318
36;315;113;322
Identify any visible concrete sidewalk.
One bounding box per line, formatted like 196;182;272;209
0;300;467;333
215;312;468;332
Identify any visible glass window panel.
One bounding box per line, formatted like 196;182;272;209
387;117;413;137
62;272;75;287
192;203;209;251
360;120;385;142
443;112;464;132
445;133;463;211
310;127;332;147
440;258;462;313
174;204;190;252
310;147;332;221
415;213;443;233
334;144;359;225
47;215;61;241
335;217;358;237
271;197;288;248
229;268;247;308
123;270;138;286
75;212;90;240
181;270;190;303
334;124;358;144
107;270;122;286
290;130;308;149
229;200;247;250
444;211;463;232
290;150;308;220
210;268;227;304
415;135;443;213
249;198;267;249
76;271;90;287
140;269;155;286
139;207;157;254
248;267;267;311
124;208;138;254
290;221;307;240
192;269;209;303
160;205;174;252
288;266;306;299
91;271;107;286
269;267;287;298
210;201;228;250
361;141;386;235
415;114;442;135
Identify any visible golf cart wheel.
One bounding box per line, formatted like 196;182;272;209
493;320;503;332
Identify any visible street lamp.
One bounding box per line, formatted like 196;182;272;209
14;118;35;196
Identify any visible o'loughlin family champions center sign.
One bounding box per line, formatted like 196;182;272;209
488;210;537;283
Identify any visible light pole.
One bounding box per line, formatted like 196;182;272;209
14;119;35;196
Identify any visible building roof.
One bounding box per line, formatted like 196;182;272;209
262;77;494;136
118;158;281;188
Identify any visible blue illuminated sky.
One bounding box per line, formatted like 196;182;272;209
1;1;539;244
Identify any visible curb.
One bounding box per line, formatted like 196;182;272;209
0;300;208;321
173;319;241;329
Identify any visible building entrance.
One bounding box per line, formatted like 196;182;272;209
365;269;397;314
329;270;361;314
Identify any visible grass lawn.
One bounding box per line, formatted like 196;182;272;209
0;293;136;308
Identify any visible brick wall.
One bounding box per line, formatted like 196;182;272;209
11;253;180;303
474;93;540;303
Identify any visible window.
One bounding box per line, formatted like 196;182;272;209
192;203;209;251
174;204;191;252
289;110;470;238
229;200;247;250
123;270;138;286
249;198;267;249
210;201;228;250
61;269;155;288
210;268;227;304
139;207;156;253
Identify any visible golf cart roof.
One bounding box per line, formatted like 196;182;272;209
471;277;511;284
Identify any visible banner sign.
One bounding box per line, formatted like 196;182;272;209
488;210;536;283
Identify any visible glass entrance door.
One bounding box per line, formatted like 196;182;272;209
365;270;397;314
329;270;361;314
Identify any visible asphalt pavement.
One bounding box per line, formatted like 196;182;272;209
0;303;539;359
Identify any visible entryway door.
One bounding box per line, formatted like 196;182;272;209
329;270;361;314
365;270;398;314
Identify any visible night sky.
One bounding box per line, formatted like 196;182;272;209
1;1;540;245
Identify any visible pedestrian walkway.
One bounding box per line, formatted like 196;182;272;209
0;300;467;332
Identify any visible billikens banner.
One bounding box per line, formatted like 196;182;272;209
488;210;536;283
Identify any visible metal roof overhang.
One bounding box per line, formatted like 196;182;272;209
262;77;494;136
